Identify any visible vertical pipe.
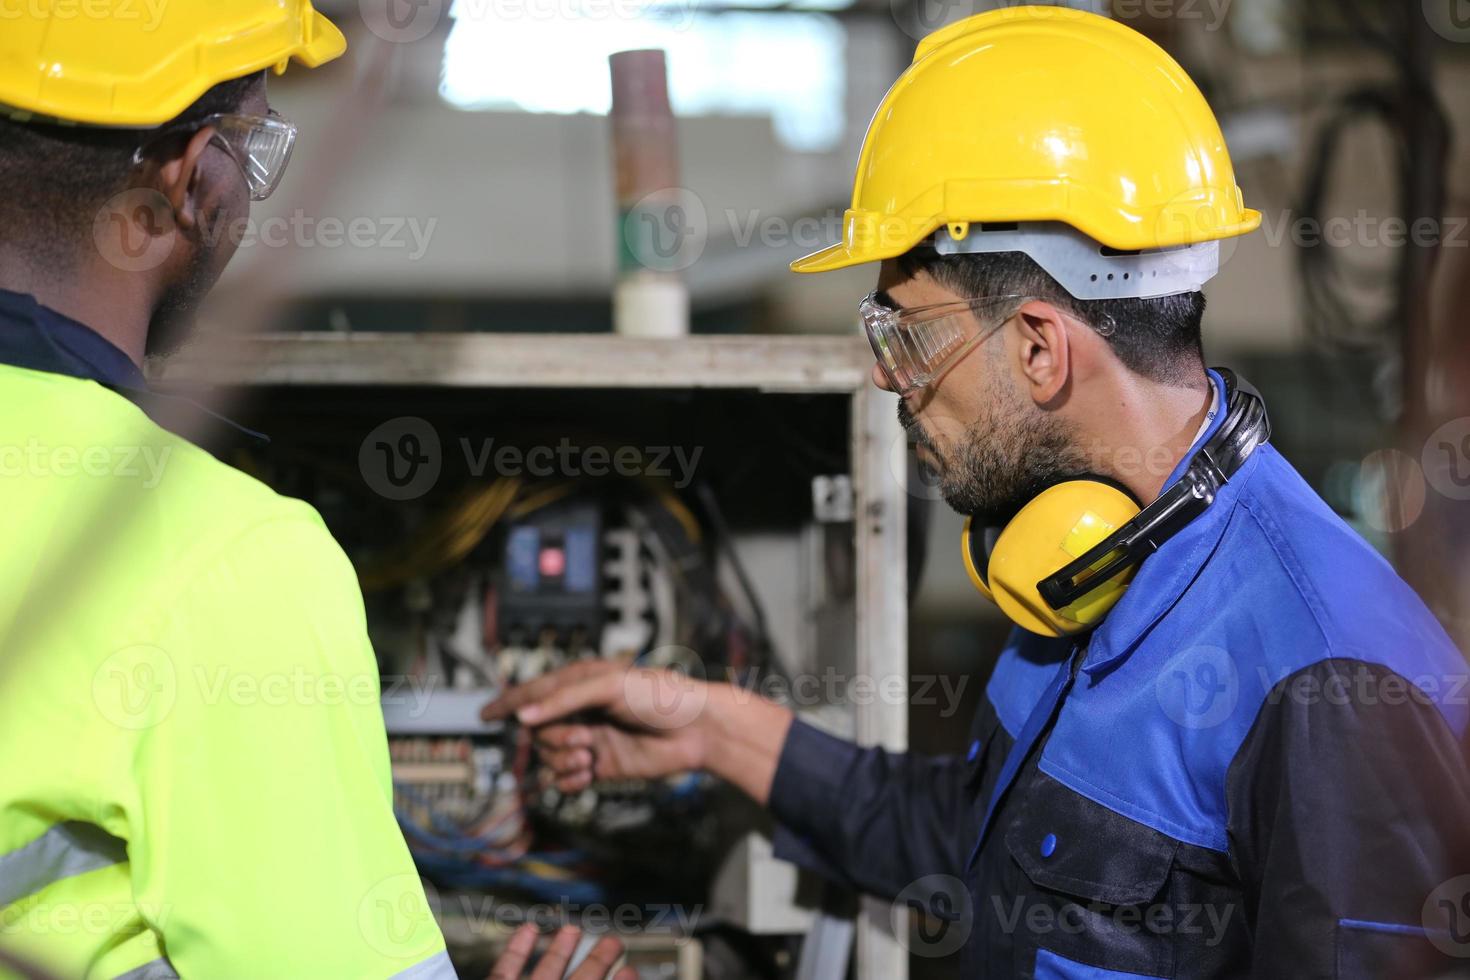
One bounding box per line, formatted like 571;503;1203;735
609;48;690;338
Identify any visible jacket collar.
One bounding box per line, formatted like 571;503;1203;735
1080;369;1254;676
0;288;268;449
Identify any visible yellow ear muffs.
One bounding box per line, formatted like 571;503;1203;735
964;480;1142;637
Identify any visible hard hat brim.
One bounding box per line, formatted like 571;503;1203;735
295;12;349;70
789;243;861;274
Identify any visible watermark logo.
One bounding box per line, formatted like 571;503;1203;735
1358;448;1426;534
92;644;177;730
0;0;169;30
360;0;445;43
1423;416;1470;502
622;188;709;274
1423;875;1470;958
360;417;442;500
624;648;710;730
359;874;442;958
892;0;1231;46
1155;644;1239;730
893;874;972;958
93;189;177;274
1423;0;1470;43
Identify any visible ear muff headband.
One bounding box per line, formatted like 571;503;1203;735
1037;369;1269;613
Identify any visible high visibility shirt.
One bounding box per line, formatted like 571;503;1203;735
770;369;1470;977
0;290;453;979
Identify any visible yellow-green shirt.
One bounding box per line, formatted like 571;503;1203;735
0;365;449;978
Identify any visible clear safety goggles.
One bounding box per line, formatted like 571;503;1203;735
134;111;297;202
859;292;1031;395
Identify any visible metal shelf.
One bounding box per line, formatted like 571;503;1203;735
153;332;873;393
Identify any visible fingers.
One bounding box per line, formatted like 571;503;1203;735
553;768;594;794
567;935;628;980
535;724;593;750
481;660;621;722
487;923;538;980
488;924;631;980
516;671;624;727
538;744;593;776
529;925;582;980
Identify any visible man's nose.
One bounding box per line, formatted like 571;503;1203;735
872;362;896;392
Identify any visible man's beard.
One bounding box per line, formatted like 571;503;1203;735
899;385;1090;526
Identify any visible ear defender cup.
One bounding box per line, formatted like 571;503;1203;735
965;480;1142;637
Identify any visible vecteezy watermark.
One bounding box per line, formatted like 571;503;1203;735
1423;416;1470;502
360;417;443;501
0;439;171;488
1258;210;1470;252
461;438;703;488
990;896;1238;947
92;642;439;731
360;0;698;44
0;0;168;29
1423;875;1470;958
893;875;972;958
725;665;972;718
891;0;1234;44
1357;448;1426;534
1154;645;1240;731
358;874;700;958
358;417;706;501
1257;663;1470;710
622;648;711;731
92;644;178;731
434;893;699;937
93;189;438;274
359;874;442;960
1423;0;1470;44
0;898;174;937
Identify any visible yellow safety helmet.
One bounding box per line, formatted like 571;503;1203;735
791;5;1259;275
0;0;346;128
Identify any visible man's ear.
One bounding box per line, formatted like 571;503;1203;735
155;127;216;234
1013;300;1071;408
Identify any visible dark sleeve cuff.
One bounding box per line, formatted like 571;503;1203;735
768;719;862;883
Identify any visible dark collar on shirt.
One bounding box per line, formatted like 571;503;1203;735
1081;369;1253;676
0;287;268;449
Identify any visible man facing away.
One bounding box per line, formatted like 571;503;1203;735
0;5;638;978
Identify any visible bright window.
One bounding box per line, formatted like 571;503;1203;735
440;0;848;152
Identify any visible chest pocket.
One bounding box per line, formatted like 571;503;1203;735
1004;771;1181;978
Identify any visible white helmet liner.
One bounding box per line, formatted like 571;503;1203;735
934;221;1220;301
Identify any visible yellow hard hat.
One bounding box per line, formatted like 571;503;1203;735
0;0;346;128
792;5;1259;275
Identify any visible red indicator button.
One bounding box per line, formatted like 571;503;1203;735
538;547;566;578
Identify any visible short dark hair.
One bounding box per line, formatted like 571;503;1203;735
897;246;1207;385
0;72;264;250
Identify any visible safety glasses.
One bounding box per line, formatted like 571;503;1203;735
859;292;1031;395
133;111;297;202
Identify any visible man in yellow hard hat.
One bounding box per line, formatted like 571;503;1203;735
0;6;638;979
486;7;1470;976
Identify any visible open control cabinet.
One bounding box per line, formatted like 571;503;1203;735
156;333;909;980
